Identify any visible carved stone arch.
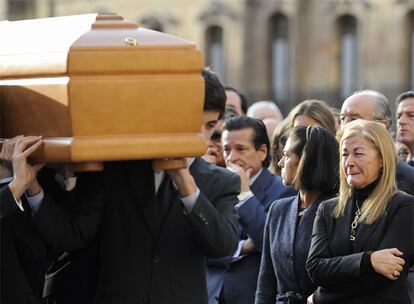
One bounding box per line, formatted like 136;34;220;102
139;10;178;33
198;0;238;22
7;0;35;20
198;1;238;81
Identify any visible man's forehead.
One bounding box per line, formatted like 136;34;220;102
342;95;375;115
203;110;220;121
398;98;414;110
222;127;254;140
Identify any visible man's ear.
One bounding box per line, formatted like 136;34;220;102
259;144;267;162
377;119;389;130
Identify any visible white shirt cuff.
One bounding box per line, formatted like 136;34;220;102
235;192;254;208
0;177;13;184
233;240;244;257
180;188;200;213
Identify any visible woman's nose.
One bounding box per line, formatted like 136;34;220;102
278;156;285;168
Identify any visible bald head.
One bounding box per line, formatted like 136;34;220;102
340;90;391;129
247;101;283;123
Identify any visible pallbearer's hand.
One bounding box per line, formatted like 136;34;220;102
0;135;23;179
8;136;44;200
166;159;197;197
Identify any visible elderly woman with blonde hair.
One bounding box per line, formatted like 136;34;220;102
306;120;414;304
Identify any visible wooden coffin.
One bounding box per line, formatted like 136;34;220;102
0;13;206;167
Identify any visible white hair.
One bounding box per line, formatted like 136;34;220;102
247;101;283;122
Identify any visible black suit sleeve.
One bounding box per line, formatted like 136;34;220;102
1;184;49;260
1;185;24;226
185;172;240;258
30;172;105;253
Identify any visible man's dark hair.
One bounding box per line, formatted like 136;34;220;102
289;126;339;195
222;116;270;167
224;86;248;114
202;68;226;119
396;91;414;106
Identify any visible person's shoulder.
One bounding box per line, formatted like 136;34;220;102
391;191;414;205
269;173;284;186
397;160;414;179
384;191;414;221
269;195;297;214
254;168;282;190
319;197;339;211
194;157;233;177
192;158;239;190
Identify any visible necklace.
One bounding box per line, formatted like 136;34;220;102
350;201;361;241
298;209;306;217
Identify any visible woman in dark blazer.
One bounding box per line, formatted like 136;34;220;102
306;120;414;304
255;126;339;304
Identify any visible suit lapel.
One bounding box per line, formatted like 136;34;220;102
250;169;272;203
156;193;182;246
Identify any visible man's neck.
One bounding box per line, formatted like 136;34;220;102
299;190;320;209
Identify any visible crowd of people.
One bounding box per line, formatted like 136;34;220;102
1;67;414;304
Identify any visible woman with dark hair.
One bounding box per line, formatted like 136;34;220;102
255;126;339;304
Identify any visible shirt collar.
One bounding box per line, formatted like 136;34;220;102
249;168;263;186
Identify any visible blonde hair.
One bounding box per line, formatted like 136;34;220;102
334;120;398;224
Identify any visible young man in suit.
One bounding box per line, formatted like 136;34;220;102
94;68;240;304
206;116;296;304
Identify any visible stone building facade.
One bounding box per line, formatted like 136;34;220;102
2;0;414;114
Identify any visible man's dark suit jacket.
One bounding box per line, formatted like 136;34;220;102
94;158;240;304
306;192;414;304
30;169;104;304
396;160;414;196
1;169;104;304
207;168;296;304
1;185;44;304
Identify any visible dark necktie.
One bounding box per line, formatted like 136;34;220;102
156;175;176;220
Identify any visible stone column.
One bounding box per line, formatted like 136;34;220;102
0;0;8;20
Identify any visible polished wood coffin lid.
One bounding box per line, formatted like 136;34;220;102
0;13;206;164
